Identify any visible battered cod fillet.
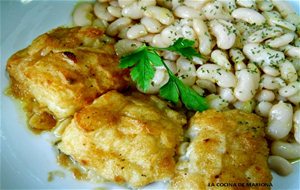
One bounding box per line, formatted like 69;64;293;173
6;26;129;119
58;90;187;187
170;110;272;190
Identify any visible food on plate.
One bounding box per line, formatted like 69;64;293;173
170;109;272;190
57;90;186;187
4;0;300;188
6;26;130;122
73;0;300;176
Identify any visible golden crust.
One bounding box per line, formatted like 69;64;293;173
6;26;130;118
58;90;187;187
170;109;272;190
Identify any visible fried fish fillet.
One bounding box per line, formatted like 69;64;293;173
58;90;187;187
170;109;272;190
6;26;130;119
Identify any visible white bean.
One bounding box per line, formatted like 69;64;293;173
179;18;194;27
126;24;148;39
137;34;154;43
266;101;293;140
232;8;265;25
283;45;300;59
211;50;231;70
206;94;229;111
276;93;287;102
285;13;300;30
150;34;169;48
268;156;293;176
271;141;300;160
184;0;211;10
271;0;296;17
176;57;197;86
262;66;280;77
174;6;199;19
234;65;260;101
118;24;132;39
247;26;283;43
192;56;205;65
279;60;298;83
287;91;300;105
233;100;256;113
181;25;197;41
122;2;144;19
92;18;108;29
255;90;275;102
243;43;285;67
107;6;122;18
162;51;179;61
108;1;119;7
138;0;156;7
294;109;300;144
94;2;115;21
106;17;132;36
236;0;256;8
164;60;177;74
193;18;213;55
229;49;247;71
196;79;217;93
257;0;273;11
263;11;296;31
255;101;273;117
160;25;181;47
229;49;245;64
203;1;232;20
197;64;237;88
191;85;205;96
72;2;94;26
114;39;142;57
144;6;175;25
288;58;300;72
140;17;163;33
218;87;236;103
260;74;283;90
217;0;236;13
118;0;135;8
279;81;300;97
209;19;236;50
265;33;295;48
139;67;169;94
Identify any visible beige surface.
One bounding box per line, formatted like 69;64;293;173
6;26;130;119
58;90;187;187
170;109;272;190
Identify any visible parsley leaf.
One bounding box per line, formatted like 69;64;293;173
159;72;208;111
119;46;146;69
119;38;208;112
159;77;179;104
130;57;155;92
175;77;208;111
162;38;202;60
146;51;163;67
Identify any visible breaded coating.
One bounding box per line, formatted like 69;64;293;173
6;26;130;118
170;109;272;190
58;90;187;187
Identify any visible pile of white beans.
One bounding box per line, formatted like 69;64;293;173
72;0;300;176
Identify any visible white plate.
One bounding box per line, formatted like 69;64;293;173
0;1;299;189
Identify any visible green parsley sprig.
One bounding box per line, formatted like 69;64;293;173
119;38;208;112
